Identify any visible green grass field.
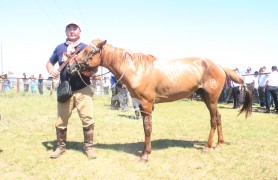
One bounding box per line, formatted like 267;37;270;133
0;91;277;179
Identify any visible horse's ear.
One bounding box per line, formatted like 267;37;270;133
97;40;107;49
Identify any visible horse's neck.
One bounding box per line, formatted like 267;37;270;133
101;46;131;78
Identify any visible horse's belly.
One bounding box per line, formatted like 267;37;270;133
155;83;199;103
155;92;194;103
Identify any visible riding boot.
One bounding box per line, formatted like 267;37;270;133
50;127;67;158
83;125;97;159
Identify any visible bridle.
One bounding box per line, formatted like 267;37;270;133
70;42;110;87
69;42;101;76
77;42;100;66
69;41;131;88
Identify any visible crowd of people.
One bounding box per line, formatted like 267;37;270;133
220;65;278;113
0;73;47;95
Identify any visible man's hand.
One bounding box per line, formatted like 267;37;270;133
50;68;60;78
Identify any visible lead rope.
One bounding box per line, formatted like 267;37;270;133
77;71;96;92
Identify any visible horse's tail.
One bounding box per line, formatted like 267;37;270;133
222;67;252;118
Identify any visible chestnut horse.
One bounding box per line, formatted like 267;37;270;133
68;39;252;162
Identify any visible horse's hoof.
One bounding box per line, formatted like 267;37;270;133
139;154;149;163
202;147;210;153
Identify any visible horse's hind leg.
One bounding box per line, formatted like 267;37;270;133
201;91;223;152
215;110;224;148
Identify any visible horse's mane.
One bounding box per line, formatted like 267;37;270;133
105;43;157;64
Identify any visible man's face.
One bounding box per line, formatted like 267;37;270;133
65;24;81;41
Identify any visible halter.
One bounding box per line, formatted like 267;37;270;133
70;42;131;89
81;42;100;64
72;42;101;73
73;42;107;87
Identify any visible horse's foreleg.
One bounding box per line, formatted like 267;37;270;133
140;113;152;162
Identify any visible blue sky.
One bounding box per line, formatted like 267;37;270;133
0;0;277;77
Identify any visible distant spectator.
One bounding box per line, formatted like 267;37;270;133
110;73;120;110
253;71;259;104
3;74;11;92
258;66;268;107
30;75;37;94
116;81;129;111
244;67;255;92
219;77;230;102
0;73;6;93
49;78;55;96
231;68;242;109
263;66;278;113
103;78;110;95
90;75;98;92
23;73;29;92
224;77;233;103
38;74;44;95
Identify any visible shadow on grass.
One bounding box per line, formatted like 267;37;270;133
94;139;206;156
42;141;84;153
42;139;207;156
118;114;140;120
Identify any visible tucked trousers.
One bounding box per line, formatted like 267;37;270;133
56;86;94;129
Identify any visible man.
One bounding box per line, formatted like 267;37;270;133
244;67;255;92
264;66;278;113
23;73;29;93
38;74;44;95
258;66;268;107
253;71;259;104
110;73;120;109
46;22;97;159
0;73;6;93
3;74;11;92
116;81;129;111
231;68;242;109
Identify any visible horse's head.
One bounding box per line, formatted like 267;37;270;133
67;39;107;75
